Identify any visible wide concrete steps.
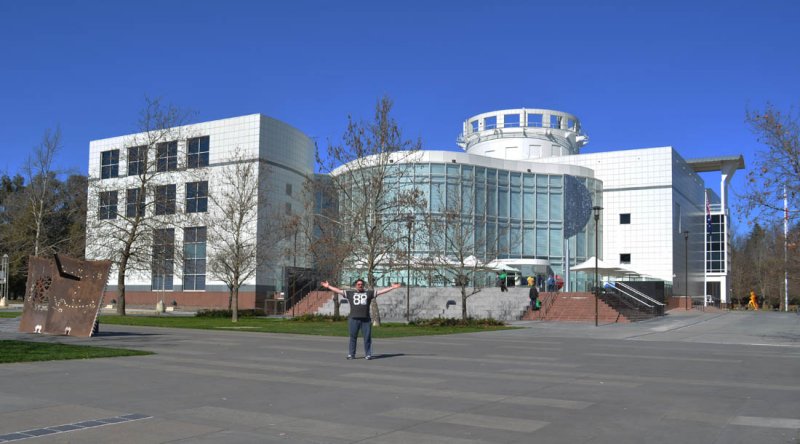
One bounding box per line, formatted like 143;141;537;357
284;291;332;316
522;292;630;323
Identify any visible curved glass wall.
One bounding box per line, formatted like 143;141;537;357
342;162;602;290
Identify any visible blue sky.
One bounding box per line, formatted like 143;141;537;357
1;0;798;232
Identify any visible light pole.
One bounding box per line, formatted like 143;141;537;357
592;206;602;327
405;213;413;323
684;230;690;310
0;254;8;308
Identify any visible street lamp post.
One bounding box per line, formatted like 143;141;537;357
684;230;690;310
592;206;602;327
405;214;413;323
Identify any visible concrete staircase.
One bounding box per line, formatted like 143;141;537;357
292;287;634;323
283;291;332;316
522;292;630;323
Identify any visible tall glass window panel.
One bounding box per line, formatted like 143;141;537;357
151;228;175;291
183;226;207;290
155;184;177;215
98;191;117;220
523;190;535;220
187;136;209;168
475;185;486;215
523;226;535;256
510;190;521;219
549;192;563;222
126;188;144;218
536;192;549;221
100;150;119;179
498;188;509;218
498;224;509;257
549;227;563;257
536;227;548;257
186;181;208;213
156;141;178;172
127;146;146;176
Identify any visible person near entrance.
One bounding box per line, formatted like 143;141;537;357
529;284;540;311
321;279;401;360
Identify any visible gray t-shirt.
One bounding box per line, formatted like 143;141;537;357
344;290;375;319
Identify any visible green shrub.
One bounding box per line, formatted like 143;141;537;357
289;314;345;322
410;317;505;327
196;309;263;318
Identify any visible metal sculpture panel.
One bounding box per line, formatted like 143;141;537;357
19;254;112;337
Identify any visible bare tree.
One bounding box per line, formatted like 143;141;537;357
318;96;423;325
422;188;500;320
203;149;288;322
296;174;352;318
22;127;62;257
86;97;193;315
742;103;799;221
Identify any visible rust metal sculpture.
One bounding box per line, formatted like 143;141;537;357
19;254;112;337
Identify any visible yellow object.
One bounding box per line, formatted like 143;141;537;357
527;276;534;287
748;291;759;310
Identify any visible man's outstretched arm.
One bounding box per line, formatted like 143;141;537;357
321;281;345;295
376;282;402;296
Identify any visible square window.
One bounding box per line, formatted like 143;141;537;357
98;190;117;219
187;136;209;168
155;184;177;215
503;114;519;128
620;253;631;264
101;150;119;179
126;188;145;218
620;213;631;224
156;141;178;172
186;181;208;213
127;146;147;176
484;116;497;130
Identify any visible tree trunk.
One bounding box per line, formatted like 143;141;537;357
115;254;128;315
333;293;340;318
461;287;468;321
232;286;239;323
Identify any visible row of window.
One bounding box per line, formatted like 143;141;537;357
98;181;208;220
152;227;207;291
100;136;210;179
469;114;578;132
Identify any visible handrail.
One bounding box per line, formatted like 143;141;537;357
611;287;654;308
615;282;665;306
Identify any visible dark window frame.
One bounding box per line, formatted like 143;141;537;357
100;149;119;179
154;184;177;215
127;145;147;176
620;213;631;224
151;228;175;291
183;226;207;291
156;141;178;172
620;253;631;264
98;190;118;220
186;181;208;213
187;136;210;169
126;188;145;218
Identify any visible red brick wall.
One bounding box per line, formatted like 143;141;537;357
104;290;256;310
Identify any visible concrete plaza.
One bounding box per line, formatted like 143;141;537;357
1;310;799;443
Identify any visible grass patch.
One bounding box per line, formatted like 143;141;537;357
0;312;21;318
0;340;152;364
99;315;516;337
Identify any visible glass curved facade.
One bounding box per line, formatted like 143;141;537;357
346;161;602;290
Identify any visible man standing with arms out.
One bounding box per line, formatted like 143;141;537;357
321;279;401;360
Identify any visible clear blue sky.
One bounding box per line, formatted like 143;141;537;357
2;0;798;232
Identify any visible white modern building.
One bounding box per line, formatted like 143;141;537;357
86;107;742;310
86;114;315;309
336;108;743;306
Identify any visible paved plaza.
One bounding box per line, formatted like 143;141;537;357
1;310;799;443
